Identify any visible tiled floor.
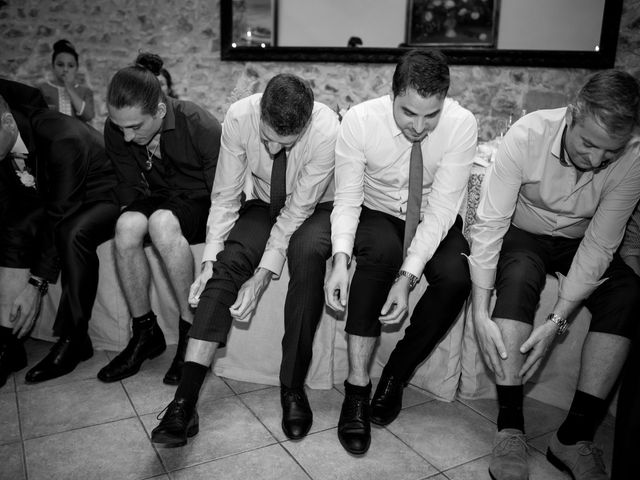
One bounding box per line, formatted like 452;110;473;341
1;339;615;480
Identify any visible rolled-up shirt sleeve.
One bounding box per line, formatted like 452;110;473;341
402;111;477;277
331;108;366;259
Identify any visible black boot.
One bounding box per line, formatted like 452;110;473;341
0;329;27;388
281;386;313;439
370;374;406;426
163;319;190;385
151;398;199;447
25;334;93;383
97;315;166;382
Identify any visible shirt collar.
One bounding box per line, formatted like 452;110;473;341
551;118;567;165
384;95;405;139
161;97;177;133
11;131;29;156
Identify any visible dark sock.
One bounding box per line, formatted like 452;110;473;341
0;325;14;343
557;390;606;445
132;311;156;329
174;361;208;409
344;380;372;397
497;384;525;432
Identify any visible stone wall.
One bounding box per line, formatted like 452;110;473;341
1;0;639;141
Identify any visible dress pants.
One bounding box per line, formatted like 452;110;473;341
189;200;332;388
52;199;120;338
345;207;471;382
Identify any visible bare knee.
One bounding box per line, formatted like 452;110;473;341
115;212;148;251
148;209;184;249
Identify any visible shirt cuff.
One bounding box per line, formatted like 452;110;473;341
556;272;606;302
467;254;496;290
259;249;286;279
202;242;224;264
400;254;426;279
76;100;86;116
331;235;354;260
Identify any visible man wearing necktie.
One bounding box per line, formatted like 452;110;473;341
151;74;339;447
325;49;477;454
0;80;120;388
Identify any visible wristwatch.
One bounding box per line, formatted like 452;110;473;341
546;313;568;336
395;270;419;289
28;277;49;296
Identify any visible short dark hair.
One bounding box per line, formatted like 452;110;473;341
260;74;314;136
107;52;165;115
570;69;640;139
52;39;79;64
392;49;450;99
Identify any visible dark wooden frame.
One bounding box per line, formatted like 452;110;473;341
220;0;622;68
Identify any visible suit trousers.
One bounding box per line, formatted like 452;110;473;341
53;199;120;338
189;200;332;388
345;207;471;382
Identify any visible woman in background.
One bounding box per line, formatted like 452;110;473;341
158;66;179;99
38;39;95;122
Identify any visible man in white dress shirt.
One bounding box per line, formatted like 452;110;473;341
325;49;477;454
150;73;339;447
468;70;640;480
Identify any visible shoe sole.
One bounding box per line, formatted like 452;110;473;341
152;424;199;448
546;448;576;480
488;468;529;480
97;345;166;383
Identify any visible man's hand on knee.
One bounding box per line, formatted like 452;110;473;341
189;261;214;308
518;321;557;382
229;268;271;322
473;313;507;380
325;253;349;312
11;282;44;338
379;278;410;325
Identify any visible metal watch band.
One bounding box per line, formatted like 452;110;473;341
546;313;568;336
395;270;419;289
28;277;49;295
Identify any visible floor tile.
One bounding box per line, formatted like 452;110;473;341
240;386;344;441
121;348;233;415
459;396;567;438
140;395;276;471
0;442;25;480
24;417;164;480
222;377;273;394
172;444;309;480
0;391;20;445
17;347;111;393
283;427;437;480
386;400;496;471
19;377;135;438
444;450;567;480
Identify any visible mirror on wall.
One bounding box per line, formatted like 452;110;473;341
220;0;622;68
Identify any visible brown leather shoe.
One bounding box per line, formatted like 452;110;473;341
488;429;529;480
547;432;608;479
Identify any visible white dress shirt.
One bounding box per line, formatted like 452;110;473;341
331;95;478;278
202;93;339;277
468;108;640;302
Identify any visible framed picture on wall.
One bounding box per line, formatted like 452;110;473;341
406;0;499;47
232;0;277;47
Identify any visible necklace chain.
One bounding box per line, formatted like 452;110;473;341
144;136;160;171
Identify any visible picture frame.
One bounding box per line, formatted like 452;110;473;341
406;0;499;47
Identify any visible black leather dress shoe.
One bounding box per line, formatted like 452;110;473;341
371;375;406;426
97;321;166;383
163;319;190;385
281;386;313;439
0;339;27;388
151;398;199;448
25;335;93;384
338;390;371;455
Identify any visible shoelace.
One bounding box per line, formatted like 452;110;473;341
495;433;528;456
343;395;368;423
578;443;606;473
155;401;187;424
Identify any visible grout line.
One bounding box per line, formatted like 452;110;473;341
13;376;29;480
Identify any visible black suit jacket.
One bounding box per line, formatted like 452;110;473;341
0;79;117;282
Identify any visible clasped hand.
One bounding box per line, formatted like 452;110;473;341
11;284;43;338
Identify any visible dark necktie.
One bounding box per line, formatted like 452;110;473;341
270;148;287;222
403;141;423;256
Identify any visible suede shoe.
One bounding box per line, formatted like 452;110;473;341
151;398;199;448
163;319;190;385
371;374;405;426
488;429;529;480
281;386;313;439
338;388;371;455
546;432;608;479
25;335;93;384
97;321;166;382
0;338;27;388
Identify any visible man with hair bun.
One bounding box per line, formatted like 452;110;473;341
98;53;222;387
151;73;338;448
468;69;640;480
